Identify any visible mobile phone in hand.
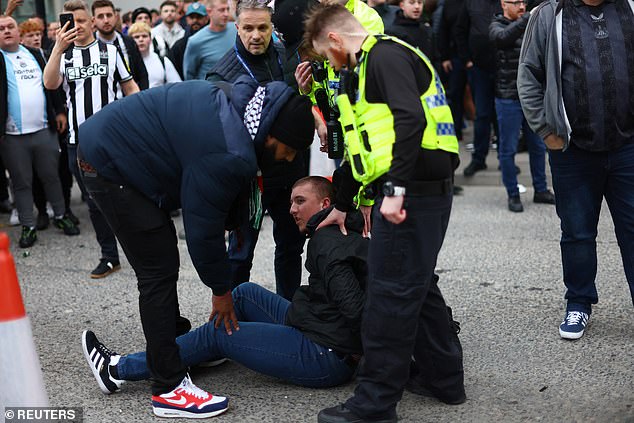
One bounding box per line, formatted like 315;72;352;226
59;13;74;30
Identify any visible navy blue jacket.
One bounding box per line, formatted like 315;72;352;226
78;79;295;295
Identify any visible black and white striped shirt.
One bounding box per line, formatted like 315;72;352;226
96;32;130;99
58;40;132;145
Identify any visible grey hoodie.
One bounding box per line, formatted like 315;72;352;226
517;0;634;150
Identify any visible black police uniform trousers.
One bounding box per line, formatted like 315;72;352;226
79;168;187;395
345;192;464;418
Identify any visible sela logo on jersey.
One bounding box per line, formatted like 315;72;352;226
66;63;108;81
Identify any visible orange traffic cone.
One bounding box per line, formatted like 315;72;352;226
0;232;49;409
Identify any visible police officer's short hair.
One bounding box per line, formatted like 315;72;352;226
303;3;359;47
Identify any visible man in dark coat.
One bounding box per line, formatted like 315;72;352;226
207;0;309;301
77;77;314;419
386;0;440;70
455;0;502;176
168;2;209;79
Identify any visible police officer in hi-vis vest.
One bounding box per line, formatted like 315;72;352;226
304;4;466;423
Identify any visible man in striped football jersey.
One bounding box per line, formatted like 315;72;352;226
43;0;139;279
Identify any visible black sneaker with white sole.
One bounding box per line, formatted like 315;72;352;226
82;330;125;394
90;259;121;279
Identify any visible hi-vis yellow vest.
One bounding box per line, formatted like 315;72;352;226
336;35;459;186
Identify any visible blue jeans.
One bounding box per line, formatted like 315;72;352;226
116;283;355;388
549;142;634;312
468;66;497;164
495;98;547;197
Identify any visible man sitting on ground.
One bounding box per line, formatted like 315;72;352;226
81;176;368;409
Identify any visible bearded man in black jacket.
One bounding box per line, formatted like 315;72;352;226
489;0;554;213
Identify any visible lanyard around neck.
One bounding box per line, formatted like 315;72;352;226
234;44;284;84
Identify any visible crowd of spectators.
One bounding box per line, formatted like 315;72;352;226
0;0;555;242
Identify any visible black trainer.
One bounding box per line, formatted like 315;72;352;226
508;196;524;213
463;160;487;177
53;215;80;235
318;405;396;423
36;213;50;230
534;189;555;204
91;259;121;279
19;226;37;248
65;209;80;225
405;378;466;405
82;330;124;394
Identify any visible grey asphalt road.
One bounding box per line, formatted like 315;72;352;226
2;147;633;423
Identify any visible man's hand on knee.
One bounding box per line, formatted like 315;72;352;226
210;292;240;335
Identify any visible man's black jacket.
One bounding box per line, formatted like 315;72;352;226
437;0;464;61
119;33;149;90
386;10;439;70
168;32;191;80
0;46;64;136
455;0;501;72
489;13;530;100
286;207;368;355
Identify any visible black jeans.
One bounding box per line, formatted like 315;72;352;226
80;170;187;395
345;194;465;419
68;145;118;261
0;154;9;202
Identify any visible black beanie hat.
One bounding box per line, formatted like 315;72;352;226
132;7;151;23
272;0;318;49
269;94;314;151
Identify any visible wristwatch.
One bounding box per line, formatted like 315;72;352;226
382;181;406;197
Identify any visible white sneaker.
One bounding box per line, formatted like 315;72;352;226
46;203;54;218
9;208;19;226
152;375;229;418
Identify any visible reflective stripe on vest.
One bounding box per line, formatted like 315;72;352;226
337;35;459;185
